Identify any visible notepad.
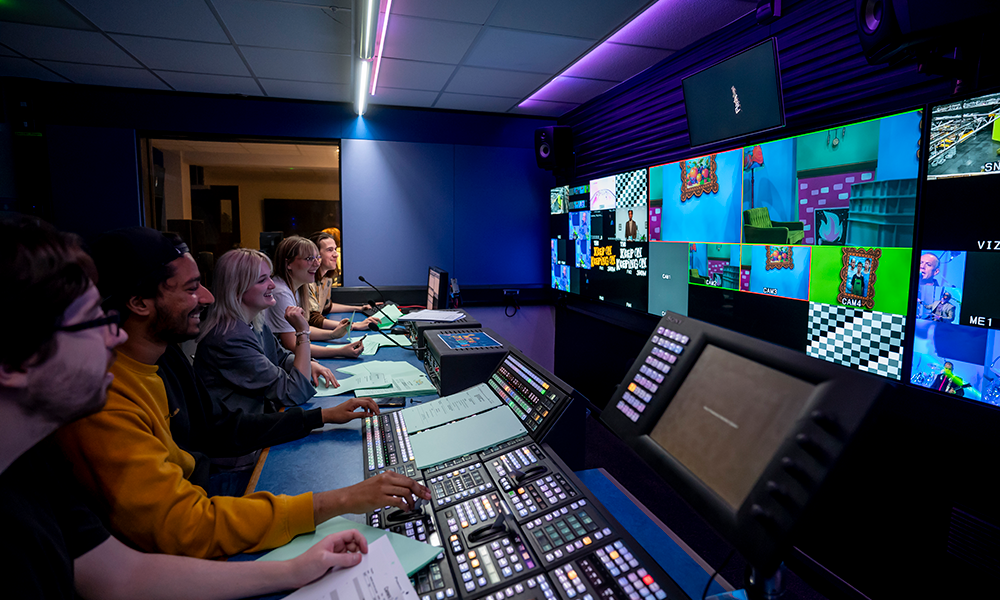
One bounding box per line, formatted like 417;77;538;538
401;383;499;433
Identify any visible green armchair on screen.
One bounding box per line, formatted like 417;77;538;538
743;207;805;244
689;268;709;285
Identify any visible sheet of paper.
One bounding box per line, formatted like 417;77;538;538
356;374;437;398
314;373;390;397
409;406;527;469
360;334;412;356
396;309;464;322
257;516;442;578
281;536;419;600
376;304;404;327
337;363;372;376
401;383;499;433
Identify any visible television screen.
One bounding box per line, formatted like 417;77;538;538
427;266;448;310
682;38;784;148
910;89;1000;406
550;108;922;382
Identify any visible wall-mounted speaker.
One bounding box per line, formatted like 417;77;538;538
534;126;573;171
856;0;999;65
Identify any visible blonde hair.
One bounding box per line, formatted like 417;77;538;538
199;248;272;340
272;235;318;308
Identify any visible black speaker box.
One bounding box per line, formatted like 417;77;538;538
534;126;572;170
856;0;999;65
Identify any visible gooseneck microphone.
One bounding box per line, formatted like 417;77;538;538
368;322;416;352
358;275;386;304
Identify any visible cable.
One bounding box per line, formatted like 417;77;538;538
701;549;735;600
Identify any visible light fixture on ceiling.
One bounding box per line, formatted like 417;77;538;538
370;0;393;95
353;0;379;115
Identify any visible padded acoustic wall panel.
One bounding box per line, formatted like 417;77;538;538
560;0;954;183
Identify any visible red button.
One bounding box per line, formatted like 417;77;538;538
642;575;654;586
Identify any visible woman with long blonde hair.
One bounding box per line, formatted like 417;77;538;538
194;248;336;414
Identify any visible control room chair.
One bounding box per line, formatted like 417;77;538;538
743;207;805;245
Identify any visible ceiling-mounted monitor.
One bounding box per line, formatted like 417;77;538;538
682;38;785;148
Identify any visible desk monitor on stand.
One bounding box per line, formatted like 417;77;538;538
427;266;449;309
602;312;890;599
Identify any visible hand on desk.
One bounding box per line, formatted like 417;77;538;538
285;530;368;587
351;316;380;331
321;397;379;424
311;362;339;388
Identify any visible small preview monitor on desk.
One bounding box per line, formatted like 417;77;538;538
602;311;890;585
427;266;449;310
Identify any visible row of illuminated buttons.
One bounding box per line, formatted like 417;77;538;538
644;355;671;375
649;347;678;364
625;383;652;404
619;393;645;417
477;574;556;600
656;326;689;345
392;412;413;462
651;335;684;355
638;365;664;385
633;373;658;396
616;400;641;423
494;447;539;477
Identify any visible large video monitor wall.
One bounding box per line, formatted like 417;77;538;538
552;109;923;384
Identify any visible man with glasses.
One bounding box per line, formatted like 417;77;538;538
56;226;429;558
0;215;373;597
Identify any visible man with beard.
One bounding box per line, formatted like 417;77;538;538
1;216;371;598
57;227;429;559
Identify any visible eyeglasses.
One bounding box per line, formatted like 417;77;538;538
299;255;321;263
57;310;121;337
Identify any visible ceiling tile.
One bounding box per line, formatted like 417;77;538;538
68;0;228;42
368;87;440;108
259;79;351;103
488;0;648;39
214;0;351;54
382;15;481;64
510;99;579;117
0;0;94;29
562;42;673;82
155;71;261;95
446;66;548;97
464;28;592;73
242;47;351;83
434;92;517;113
375;58;456;92
609;0;754;50
0;57;69;82
37;61;169;89
532;76;616;103
391;0;500;25
112;35;249;76
0;22;139;66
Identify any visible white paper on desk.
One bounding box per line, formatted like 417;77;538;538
282;536;417;600
356;374;436;398
401;383;499;433
396;309;464;322
361;334;412;356
314;373;390;397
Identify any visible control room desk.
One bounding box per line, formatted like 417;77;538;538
237;318;731;600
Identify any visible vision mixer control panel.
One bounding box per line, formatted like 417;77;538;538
363;436;692;600
363;410;418;479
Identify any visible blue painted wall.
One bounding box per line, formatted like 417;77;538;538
742;137;796;222
876;111;922;181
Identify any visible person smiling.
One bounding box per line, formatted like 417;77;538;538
195;248;345;415
267;236;364;359
307;231;377;331
1;216;371;598
56;227;430;559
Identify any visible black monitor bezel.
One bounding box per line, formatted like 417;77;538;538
426;265;449;310
682;37;786;149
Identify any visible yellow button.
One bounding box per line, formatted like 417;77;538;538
582;537;592;545
468;551;477;559
609;550;620;560
568;570;577;580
